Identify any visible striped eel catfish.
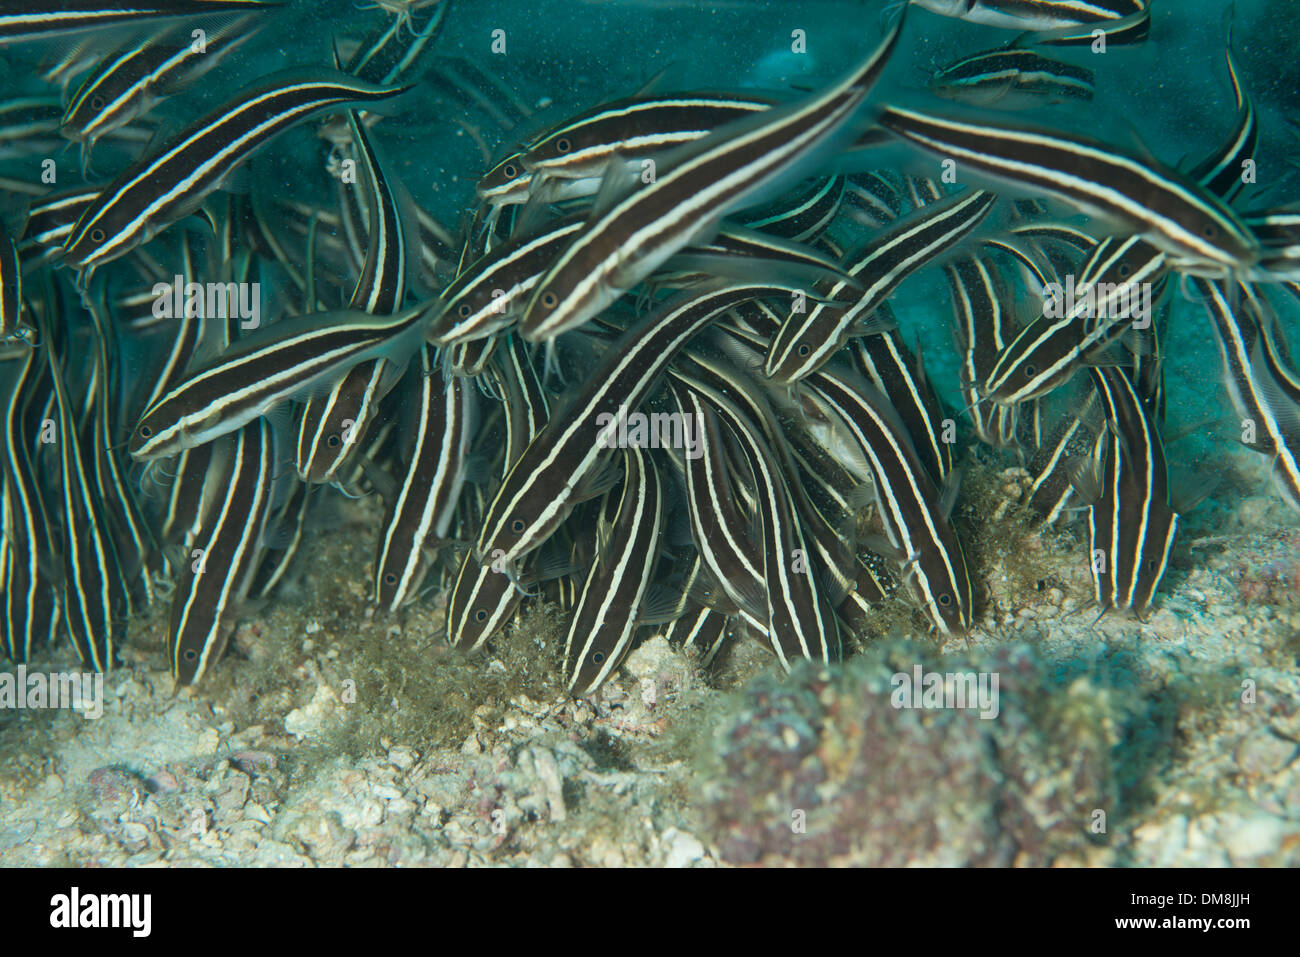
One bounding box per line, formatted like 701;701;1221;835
129;302;432;461
650;402;770;644
801;366;973;637
1130;295;1167;422
60;17;259;149
984;220;1097;294
1007;220;1097;256
167;419;276;684
653;224;854;290
930;48;1094;106
490;333;552;485
335;399;401;500
476;92;777;207
297;112;410;485
1;342;61;662
475;151;532;209
764;187;996;383
841;169;906;227
413;202;456;282
523;93;782;190
142;231;239;530
19;185;101;255
447;335;498;378
475;153;597;212
1194;278;1300;512
945;252;1020;449
343;0;448;87
1011;5;1151;47
448;335;549;652
62;71;410;272
1189;32;1256;204
977;67;1253;416
713;309;899;624
1242;286;1300;406
564;446;666;695
41;308;131;671
428;214;586;346
374;345;475;611
476;281;809;567
38;40;101;91
661;377;771;639
876;105;1260;277
430;212;847;347
661;557;731;668
249;193;356;306
1082;367;1178;618
686;341;868;646
84;296;166;610
0;97;65;158
0;222;28;342
675;382;840;668
1019;386;1101;526
159;444;215;546
0;0;278;46
849;320;955;484
248;479;314;600
129;229;214;424
1244;210;1300;254
912;0;1147;31
1244;213;1300;282
519;12;906;341
740;175;846;244
980;234;1169;406
912;0;1152;48
446;522;527;651
779;412;897;635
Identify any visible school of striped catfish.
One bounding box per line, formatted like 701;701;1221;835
1;0;1298;698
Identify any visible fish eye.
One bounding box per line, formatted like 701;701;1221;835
327;434;341;448
540;291;558;309
90;228;105;243
1023;364;1037;378
91;96;104;110
458;303;472;318
797;344;811;356
384;572;398;586
1118;263;1132;278
503;163;518;178
556;137;571;153
511;519;525;533
591;651;605;664
184;649;197;661
474;609;488;622
1202;224;1219;239
138;424;153;438
939;594;952;606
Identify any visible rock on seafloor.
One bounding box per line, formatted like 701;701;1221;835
694;643;1119;866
